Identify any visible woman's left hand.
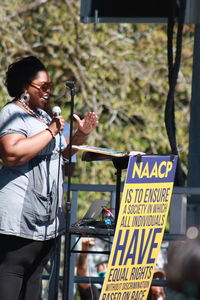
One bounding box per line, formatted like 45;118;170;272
73;112;98;135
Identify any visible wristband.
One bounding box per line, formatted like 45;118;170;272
45;128;54;139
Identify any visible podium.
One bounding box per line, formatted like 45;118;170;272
63;149;178;300
63;149;132;300
82;151;130;224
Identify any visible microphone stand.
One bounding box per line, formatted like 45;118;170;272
62;81;76;300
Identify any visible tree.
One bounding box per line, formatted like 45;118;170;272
0;0;193;196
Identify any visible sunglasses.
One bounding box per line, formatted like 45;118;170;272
30;81;53;92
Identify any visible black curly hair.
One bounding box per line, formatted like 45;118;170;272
5;56;47;98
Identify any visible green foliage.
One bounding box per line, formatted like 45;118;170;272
0;1;193;197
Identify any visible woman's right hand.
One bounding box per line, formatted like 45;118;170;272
48;116;65;136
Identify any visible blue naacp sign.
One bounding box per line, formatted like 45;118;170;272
100;154;178;300
126;155;178;184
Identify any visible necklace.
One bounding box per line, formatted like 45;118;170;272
18;99;50;125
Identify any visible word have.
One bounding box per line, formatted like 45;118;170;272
111;228;162;266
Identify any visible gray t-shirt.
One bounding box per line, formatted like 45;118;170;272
0;102;67;241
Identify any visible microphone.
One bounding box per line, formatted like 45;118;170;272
52;106;62;137
66;80;75;89
52;106;61;116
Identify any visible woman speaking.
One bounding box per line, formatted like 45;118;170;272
0;56;98;300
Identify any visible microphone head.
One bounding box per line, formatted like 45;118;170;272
52;106;61;116
66;80;75;89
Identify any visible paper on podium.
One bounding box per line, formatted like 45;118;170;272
72;145;145;158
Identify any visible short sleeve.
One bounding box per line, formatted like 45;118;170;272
0;103;28;138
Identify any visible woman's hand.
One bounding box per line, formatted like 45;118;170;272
49;115;65;136
73;112;98;135
62;112;98;159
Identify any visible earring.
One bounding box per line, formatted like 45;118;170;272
19;91;30;103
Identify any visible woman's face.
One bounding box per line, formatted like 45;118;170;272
26;70;52;110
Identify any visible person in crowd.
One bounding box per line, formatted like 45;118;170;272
0;55;98;300
166;238;200;299
147;269;166;300
76;238;108;300
77;238;166;300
